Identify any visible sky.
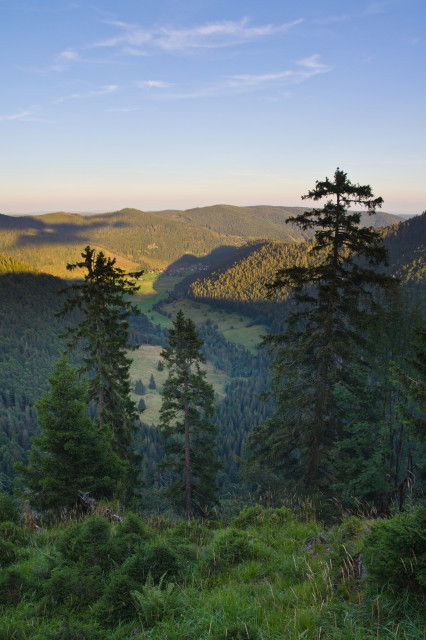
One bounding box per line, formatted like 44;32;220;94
1;0;425;215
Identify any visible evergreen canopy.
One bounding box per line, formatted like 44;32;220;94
250;169;395;495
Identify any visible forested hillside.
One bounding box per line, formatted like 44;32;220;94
0;271;68;490
382;211;426;290
152;204;401;239
0;206;403;278
1;213;424;493
0;253;36;274
183;213;426;316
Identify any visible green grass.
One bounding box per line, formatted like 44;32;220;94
133;273;268;353
130;344;227;425
1;506;424;640
163;299;268;353
133;274;185;327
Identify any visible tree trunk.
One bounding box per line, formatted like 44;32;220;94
184;370;191;522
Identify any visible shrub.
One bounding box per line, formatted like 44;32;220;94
58;515;113;570
0;566;30;605
110;513;152;562
33;619;104;640
0;521;30;545
0;493;21;523
131;572;179;627
233;505;292;529
93;557;144;624
0;539;18;568
142;540;195;583
167;520;213;546
364;507;426;594
42;565;102;609
94;539;195;626
207;529;255;571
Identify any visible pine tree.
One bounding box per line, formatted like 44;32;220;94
58;246;143;491
135;379;146;395
249;169;394;496
159;310;220;520
16;358;126;510
149;374;156;390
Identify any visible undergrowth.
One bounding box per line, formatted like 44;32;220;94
0;502;424;639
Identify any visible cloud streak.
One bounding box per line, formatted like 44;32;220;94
135;80;173;89
148;54;330;100
315;1;390;25
92;17;303;54
0;110;34;122
54;85;119;104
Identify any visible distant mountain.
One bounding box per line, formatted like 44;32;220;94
0;205;403;278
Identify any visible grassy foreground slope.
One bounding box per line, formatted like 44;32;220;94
1;500;424;640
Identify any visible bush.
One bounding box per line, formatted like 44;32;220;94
364;507;426;594
142;540;195;583
167;520;213;546
208;529;255;570
233;505;292;529
131;573;179;627
94;541;194;626
0;539;18;568
0;566;30;605
0;521;30;545
42;565;102;609
58;515;113;570
0;493;20;523
110;512;152;562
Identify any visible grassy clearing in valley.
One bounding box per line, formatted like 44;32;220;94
163;299;268;353
133;272;268;353
130;344;227;425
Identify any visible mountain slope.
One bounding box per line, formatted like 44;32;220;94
0;205;403;278
182;214;426;312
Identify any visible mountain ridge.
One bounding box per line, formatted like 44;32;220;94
0;205;404;278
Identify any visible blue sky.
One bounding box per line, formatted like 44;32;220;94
1;0;425;214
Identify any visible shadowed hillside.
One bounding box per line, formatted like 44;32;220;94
0;205;403;278
180;214;426;315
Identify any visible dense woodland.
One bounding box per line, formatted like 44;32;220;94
0;192;425;638
0;205;402;278
0;212;425;500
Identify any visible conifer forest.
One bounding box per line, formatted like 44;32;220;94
0;171;425;639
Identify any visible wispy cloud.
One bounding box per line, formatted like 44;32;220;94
54;84;118;103
315;2;390;25
106;107;140;112
227;54;330;91
135;80;173;89
91;17;303;54
154;54;330;100
364;2;390;15
0;110;34;122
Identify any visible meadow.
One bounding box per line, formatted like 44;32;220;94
134;272;268;354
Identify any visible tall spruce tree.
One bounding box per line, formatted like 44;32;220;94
159;311;220;520
249;169;394;497
59;246;143;492
17;358;126;511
